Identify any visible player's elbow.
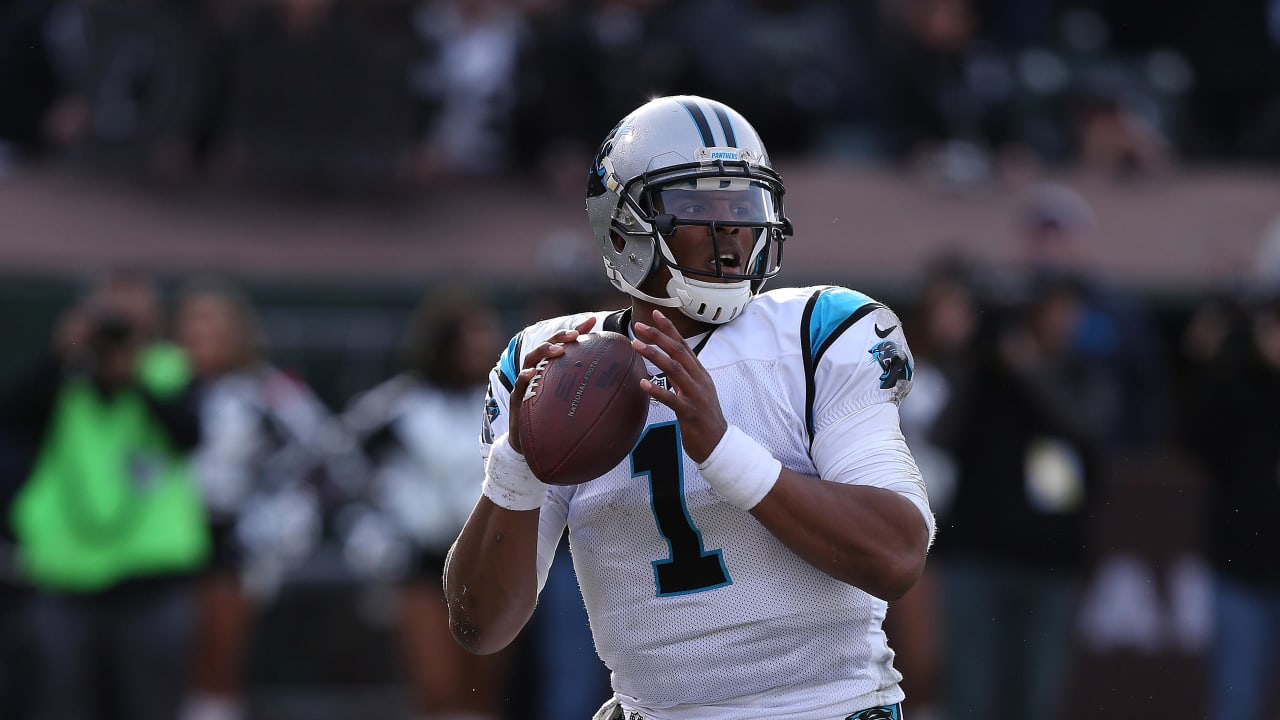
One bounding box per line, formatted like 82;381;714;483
856;535;928;601
445;586;536;655
447;601;520;655
449;614;505;655
874;550;927;601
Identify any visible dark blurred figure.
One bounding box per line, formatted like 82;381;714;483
221;0;417;195
0;0;242;181
873;0;1029;188
512;0;693;197
406;0;531;184
900;255;985;518
668;0;875;157
931;275;1108;720
0;431;36;720
175;276;339;720
73;0;232;180
970;0;1057;51
1165;0;1280;162
1067;73;1172;180
1178;291;1280;719
1015;181;1169;450
892;255;986;720
340;288;512;720
0;0;90;167
0;269;209;720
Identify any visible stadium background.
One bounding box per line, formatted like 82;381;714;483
1;0;1279;717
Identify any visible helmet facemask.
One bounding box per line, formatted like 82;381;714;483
586;96;793;325
619;157;791;324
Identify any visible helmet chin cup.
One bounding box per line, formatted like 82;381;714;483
667;271;751;325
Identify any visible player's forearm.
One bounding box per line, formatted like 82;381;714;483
749;468;930;601
443;497;541;655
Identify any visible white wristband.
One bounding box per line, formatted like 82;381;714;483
481;435;546;511
696;425;781;510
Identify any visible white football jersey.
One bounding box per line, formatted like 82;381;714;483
480;286;934;720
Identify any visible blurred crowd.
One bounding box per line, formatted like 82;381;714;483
0;180;1278;720
0;270;614;720
1;0;1279;193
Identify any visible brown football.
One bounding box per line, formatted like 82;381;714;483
518;330;649;486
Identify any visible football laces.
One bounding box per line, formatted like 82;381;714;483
523;357;551;401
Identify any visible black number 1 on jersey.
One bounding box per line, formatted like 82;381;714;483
631;422;731;596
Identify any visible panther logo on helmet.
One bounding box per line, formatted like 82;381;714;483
588;122;623;200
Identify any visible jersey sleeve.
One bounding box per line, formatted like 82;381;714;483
801;287;935;540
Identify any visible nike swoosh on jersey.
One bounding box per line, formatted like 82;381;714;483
874;324;897;338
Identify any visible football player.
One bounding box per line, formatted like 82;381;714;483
445;95;935;720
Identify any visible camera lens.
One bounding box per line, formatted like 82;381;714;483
90;313;135;348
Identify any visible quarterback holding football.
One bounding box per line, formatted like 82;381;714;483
445;95;935;720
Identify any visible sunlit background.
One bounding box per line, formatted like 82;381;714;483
1;0;1279;718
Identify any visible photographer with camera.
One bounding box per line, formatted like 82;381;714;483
0;269;209;720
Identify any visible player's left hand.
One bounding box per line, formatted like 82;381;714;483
632;309;728;463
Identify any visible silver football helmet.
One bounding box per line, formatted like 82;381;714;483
586;95;792;324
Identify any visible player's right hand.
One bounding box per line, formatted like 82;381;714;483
508;315;597;455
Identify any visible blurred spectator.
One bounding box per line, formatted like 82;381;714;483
0;269;208;720
5;0;1276;188
1043;6;1183;177
971;0;1057;51
512;0;691;196
891;254;987;720
873;0;1029;187
1014;181;1170;450
0;431;36;720
1068;74;1172;179
930;275;1108;720
899;254;985;517
1166;0;1280;162
667;0;876;157
0;0;90;167
340;288;511;720
1178;290;1280;719
221;0;417;194
175;276;340;720
73;0;228;179
407;0;530;183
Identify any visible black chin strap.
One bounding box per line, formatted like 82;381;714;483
603;308;631;334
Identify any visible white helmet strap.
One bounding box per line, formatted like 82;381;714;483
604;258;683;309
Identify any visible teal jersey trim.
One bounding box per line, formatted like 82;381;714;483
801;287;884;445
497;332;521;392
806;287;876;365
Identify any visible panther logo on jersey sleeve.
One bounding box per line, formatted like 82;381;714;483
868;340;912;391
480;384;500;445
799;285;915;443
845;705;900;720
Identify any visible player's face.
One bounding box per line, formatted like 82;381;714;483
653;186;773;281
